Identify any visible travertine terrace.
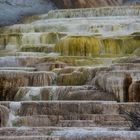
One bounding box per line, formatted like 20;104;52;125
0;5;140;140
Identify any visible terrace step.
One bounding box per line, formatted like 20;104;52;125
20;44;55;53
0;67;36;71
57;120;130;127
15;86;115;101
12;114;126;127
0;127;140;140
1;101;139;117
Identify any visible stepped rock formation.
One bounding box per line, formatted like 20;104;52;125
0;0;140;25
0;4;140;140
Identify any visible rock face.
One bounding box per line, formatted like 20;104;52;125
0;4;140;140
52;0;140;8
55;35;140;57
0;71;56;100
129;81;140;101
0;105;9;127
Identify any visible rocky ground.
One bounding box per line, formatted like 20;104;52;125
0;4;140;140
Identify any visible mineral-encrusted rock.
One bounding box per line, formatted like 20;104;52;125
52;0;139;8
0;105;9;127
129;81;140;102
55;35;140;57
94;71;132;102
57;71;87;86
0;71;56;100
14;86;115;101
0;3;140;139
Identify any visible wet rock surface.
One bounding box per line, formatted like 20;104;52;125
0;5;140;140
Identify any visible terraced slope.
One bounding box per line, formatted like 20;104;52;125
0;6;140;140
0;0;140;26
